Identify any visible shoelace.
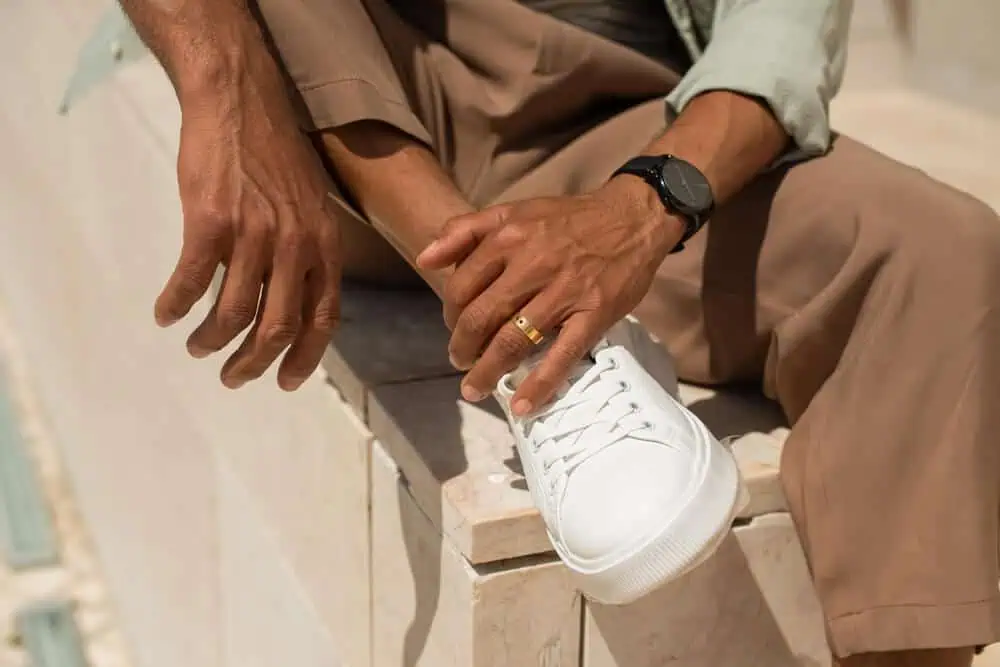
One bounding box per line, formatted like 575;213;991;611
519;355;653;485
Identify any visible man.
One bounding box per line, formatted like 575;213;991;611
120;0;1000;665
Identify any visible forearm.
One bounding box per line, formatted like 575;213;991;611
322;122;473;294
645;91;789;205
120;0;284;105
320;93;782;276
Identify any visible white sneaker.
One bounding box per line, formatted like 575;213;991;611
495;318;745;605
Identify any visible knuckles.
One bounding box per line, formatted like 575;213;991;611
187;205;234;243
311;304;341;332
216;302;256;334
527;254;561;277
276;224;308;251
261;320;300;347
187;202;322;254
442;216;472;237
454;302;493;341
583;289;610;312
493;223;528;247
492;328;528;361
171;271;211;301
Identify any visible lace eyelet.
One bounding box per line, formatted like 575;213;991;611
607;358;619;370
629;402;640;413
642;421;653;429
619;380;630;391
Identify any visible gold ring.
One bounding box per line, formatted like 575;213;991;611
512;313;545;345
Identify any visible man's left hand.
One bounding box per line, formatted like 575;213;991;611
416;176;685;416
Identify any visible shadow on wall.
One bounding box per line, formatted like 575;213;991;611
589;533;813;667
888;0;912;43
328;281;469;667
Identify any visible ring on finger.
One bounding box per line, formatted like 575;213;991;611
511;313;545;345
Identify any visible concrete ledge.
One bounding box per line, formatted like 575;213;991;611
584;513;828;667
371;442;581;667
323;285;789;566
318;284;826;665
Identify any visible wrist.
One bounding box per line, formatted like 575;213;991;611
600;175;686;256
154;8;272;106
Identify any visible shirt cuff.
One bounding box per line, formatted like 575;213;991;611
665;12;844;161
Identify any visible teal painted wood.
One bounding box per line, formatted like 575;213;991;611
59;3;150;114
15;600;89;667
0;363;59;569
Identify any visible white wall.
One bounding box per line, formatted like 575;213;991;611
0;4;365;667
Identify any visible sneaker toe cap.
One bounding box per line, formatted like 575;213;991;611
556;442;692;561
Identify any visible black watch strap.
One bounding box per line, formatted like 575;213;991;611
614;155;663;176
612;155;713;253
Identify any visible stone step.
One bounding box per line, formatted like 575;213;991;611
324;285;789;566
4;2;995;666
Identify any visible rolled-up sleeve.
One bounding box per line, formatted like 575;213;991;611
665;0;853;157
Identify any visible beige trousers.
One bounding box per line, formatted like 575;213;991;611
256;0;1000;656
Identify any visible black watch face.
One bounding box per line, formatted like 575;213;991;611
660;158;713;215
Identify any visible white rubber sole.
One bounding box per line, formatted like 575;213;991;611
562;420;748;606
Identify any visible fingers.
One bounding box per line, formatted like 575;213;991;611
416;205;509;270
510;313;602;416
186;243;266;357
458;290;566;403
220;243;306;389
441;221;539;333
278;262;342;391
155;234;224;327
447;256;552;369
442;245;508;343
277;218;342;391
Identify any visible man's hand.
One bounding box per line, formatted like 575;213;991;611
148;14;342;391
417;177;684;415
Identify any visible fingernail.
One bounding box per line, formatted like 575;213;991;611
513;399;533;416
449;353;474;371
155;303;183;327
223;375;246;390
280;376;305;392
188;344;211;359
416;242;437;265
461;384;486;402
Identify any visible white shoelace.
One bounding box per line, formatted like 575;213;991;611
518;355;653;486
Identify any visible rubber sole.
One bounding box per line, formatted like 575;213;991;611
565;422;746;606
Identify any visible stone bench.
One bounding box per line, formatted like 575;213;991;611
320;284;830;667
21;3;994;662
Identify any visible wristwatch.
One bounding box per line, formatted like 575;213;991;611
611;155;715;253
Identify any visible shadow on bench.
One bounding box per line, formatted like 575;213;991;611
321;282;828;667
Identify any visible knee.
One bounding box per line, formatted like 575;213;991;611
934;192;1000;279
880;176;1000;297
927;188;1000;261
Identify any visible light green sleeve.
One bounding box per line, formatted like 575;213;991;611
665;0;854;157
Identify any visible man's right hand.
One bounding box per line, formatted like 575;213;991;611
140;7;343;391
